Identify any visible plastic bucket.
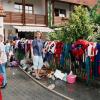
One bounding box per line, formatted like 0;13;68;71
67;75;77;84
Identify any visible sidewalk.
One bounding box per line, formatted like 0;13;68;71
20;67;100;100
2;67;68;100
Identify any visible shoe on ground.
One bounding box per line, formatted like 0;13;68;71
1;83;7;89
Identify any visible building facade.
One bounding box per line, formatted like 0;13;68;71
52;0;97;26
2;0;47;40
0;0;97;40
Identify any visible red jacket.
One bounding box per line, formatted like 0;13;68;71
0;74;3;100
72;39;89;58
54;42;63;58
0;91;2;100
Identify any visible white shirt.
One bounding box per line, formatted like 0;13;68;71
0;42;7;63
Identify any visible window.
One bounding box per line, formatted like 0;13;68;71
14;4;22;13
25;6;33;14
54;8;59;16
59;9;66;17
54;8;66;17
14;3;33;14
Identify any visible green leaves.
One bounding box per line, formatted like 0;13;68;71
67;6;94;42
88;33;100;43
49;6;95;43
90;0;100;25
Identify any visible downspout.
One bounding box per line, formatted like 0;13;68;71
51;0;55;25
45;0;48;26
47;0;53;27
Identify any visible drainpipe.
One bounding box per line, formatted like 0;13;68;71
22;0;25;25
48;0;53;27
51;0;55;25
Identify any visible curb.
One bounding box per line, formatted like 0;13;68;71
19;66;74;100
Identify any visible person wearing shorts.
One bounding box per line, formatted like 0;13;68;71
31;32;44;79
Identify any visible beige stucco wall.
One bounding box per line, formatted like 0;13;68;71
2;0;45;15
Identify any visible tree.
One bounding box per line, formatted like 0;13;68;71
87;31;100;44
90;0;100;25
88;0;100;42
49;6;94;43
66;6;94;42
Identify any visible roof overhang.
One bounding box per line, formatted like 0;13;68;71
13;26;54;33
57;0;97;7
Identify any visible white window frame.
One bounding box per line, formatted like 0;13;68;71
14;3;33;14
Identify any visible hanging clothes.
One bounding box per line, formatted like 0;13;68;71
0;74;3;100
60;44;71;66
48;41;56;54
85;57;91;82
26;40;32;52
87;42;97;62
63;44;71;59
71;39;89;60
25;40;32;58
17;40;26;61
87;42;97;78
54;41;63;58
44;41;56;54
53;41;63;67
44;52;53;64
94;43;100;77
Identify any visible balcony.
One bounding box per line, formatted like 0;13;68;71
4;11;46;25
54;16;68;26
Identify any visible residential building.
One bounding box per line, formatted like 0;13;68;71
0;0;97;40
1;0;49;40
52;0;97;26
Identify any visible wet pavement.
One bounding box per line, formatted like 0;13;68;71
54;80;100;100
30;72;100;100
2;67;100;100
2;68;67;100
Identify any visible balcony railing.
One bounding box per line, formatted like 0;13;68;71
4;11;46;25
54;16;68;26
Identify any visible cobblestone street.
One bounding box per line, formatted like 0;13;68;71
2;68;67;100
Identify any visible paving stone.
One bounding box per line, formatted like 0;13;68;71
2;68;67;100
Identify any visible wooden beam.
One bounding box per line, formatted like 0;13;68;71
22;0;25;25
45;0;48;26
8;0;14;3
52;0;55;25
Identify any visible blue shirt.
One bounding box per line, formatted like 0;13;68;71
5;43;10;53
32;39;44;56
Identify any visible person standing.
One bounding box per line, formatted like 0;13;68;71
0;35;7;88
5;40;10;60
31;32;44;79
